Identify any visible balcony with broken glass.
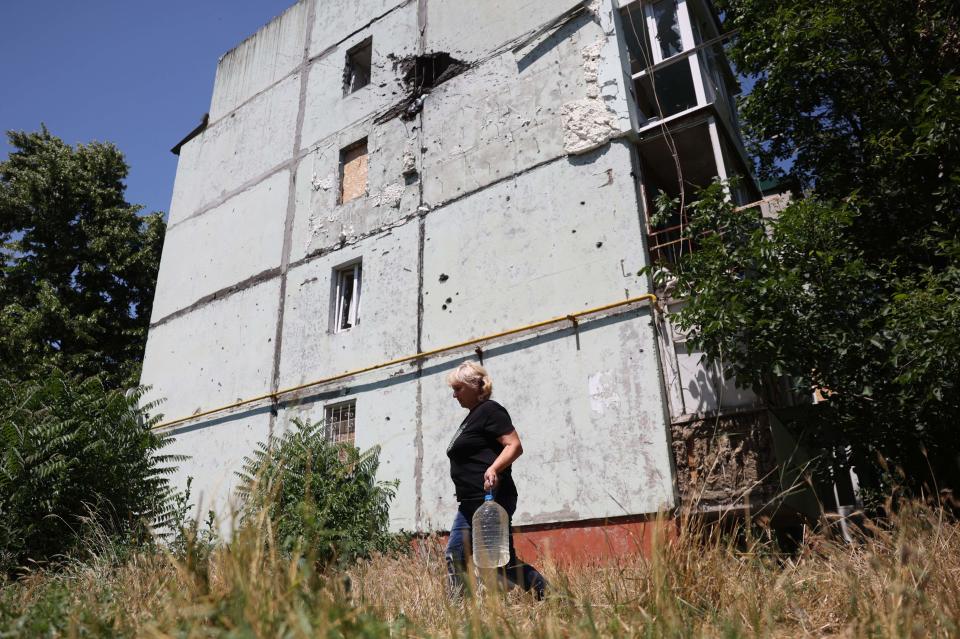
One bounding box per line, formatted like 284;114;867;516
617;0;759;266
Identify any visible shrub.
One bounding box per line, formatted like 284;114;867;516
236;419;399;567
0;371;180;574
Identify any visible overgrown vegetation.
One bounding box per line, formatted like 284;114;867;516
0;372;180;575
0;127;174;576
657;0;960;495
0;127;165;388
236;419;401;568
1;499;957;637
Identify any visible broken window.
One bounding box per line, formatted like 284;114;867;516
344;38;372;94
633;62;698;120
339;138;368;204
620;1;700;126
333;260;361;332
620;2;654;74
402;52;461;90
325;400;356;446
639;121;719;264
651;0;683;59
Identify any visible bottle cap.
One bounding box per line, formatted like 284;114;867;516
484;490;493;501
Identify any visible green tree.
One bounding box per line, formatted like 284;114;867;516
0;127;166;388
657;188;959;497
720;0;959;262
660;0;960;495
0;371;181;574
236;419;399;568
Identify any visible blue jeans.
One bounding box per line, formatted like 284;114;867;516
445;493;546;599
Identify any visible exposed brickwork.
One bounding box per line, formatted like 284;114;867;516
671;410;780;511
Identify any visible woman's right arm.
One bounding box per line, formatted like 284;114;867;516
484;429;523;490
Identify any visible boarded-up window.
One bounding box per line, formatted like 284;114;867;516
340;139;368;204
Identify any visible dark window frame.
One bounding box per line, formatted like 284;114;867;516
343;37;372;95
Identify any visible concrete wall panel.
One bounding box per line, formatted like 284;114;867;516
301;2;418;149
290;118;420;263
417;320;674;528
675;343;761;413
421;142;648;350
151;171;289;322
209;1;308;121
425;0;584;58
141;279;280;423
278;222;419;390
309;0;409;59
657;303;762;419
420;14;605;204
164;413;273;535
169;73;300;224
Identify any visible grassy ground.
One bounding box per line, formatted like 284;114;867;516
2;501;958;638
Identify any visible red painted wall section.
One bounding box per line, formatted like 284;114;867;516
418;516;676;566
513;516;674;565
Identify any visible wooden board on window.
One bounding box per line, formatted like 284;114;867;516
341;141;368;203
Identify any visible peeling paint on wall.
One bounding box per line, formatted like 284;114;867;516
372;181;405;208
311;172;334;191
588;370;622;416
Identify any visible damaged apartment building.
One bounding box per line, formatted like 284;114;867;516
142;0;812;561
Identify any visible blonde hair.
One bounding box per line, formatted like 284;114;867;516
446;361;493;401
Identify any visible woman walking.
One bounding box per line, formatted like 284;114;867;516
444;361;547;599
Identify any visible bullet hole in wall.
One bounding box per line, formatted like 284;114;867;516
596;241;603;248
439;273;449;282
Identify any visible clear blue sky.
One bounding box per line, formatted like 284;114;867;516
1;1;296;219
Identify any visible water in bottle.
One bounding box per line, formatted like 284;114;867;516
472;492;510;568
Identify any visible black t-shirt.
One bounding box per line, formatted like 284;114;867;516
446;399;518;501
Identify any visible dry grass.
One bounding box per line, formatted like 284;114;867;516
352;501;960;638
2;501;959;638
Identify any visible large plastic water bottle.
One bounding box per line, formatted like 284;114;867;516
472;491;510;568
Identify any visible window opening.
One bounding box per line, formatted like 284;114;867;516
639;122;719;264
333;261;362;332
652;0;683;59
344;38;372;94
325;400;356;446
620;3;654;74
634;63;698;120
339;138;368;204
622;0;701;126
